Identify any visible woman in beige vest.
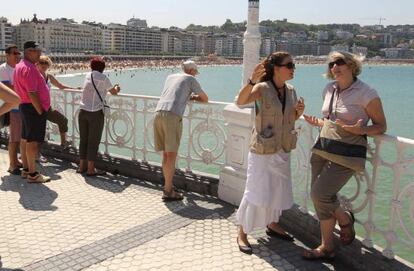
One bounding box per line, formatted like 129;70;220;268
235;52;305;254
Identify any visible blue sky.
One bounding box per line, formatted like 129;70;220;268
4;0;412;27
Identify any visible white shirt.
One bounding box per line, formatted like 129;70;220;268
0;62;18;110
0;62;14;84
80;71;113;112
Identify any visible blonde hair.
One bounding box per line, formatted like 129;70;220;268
39;55;53;67
325;51;362;80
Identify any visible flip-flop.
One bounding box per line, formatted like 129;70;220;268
303;247;335;261
162;191;184;202
86;170;107;177
76;168;86;174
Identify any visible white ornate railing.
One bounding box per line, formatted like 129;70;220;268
47;88;413;261
292;119;414;261
48;88;229;174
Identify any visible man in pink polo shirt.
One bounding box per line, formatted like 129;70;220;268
13;41;50;183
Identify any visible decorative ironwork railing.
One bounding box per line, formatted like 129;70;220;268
48;88;228;174
46;88;414;261
291;119;414;261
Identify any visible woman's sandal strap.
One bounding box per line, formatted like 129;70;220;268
339;211;356;245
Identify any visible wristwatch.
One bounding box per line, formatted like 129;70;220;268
248;79;256;86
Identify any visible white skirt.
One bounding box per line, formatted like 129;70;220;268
236;150;293;234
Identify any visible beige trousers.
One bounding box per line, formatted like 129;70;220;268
310;153;355;220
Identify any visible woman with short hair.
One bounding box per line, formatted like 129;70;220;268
77;57;121;176
303;51;387;260
36;55;80;149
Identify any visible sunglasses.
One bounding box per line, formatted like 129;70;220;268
38;61;50;66
275;62;296;70
328;59;347;69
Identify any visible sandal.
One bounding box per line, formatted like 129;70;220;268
302;247;335;261
339;211;355;246
7;168;22;175
162;190;184;202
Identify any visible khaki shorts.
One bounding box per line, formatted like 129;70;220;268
153;111;183;152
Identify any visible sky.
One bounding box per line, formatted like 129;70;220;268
2;0;413;27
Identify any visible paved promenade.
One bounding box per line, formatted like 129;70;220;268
0;148;350;271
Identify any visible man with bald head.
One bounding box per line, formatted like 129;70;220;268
154;60;208;201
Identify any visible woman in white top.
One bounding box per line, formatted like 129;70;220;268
303;51;387;260
77;57;120;176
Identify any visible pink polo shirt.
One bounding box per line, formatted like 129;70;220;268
13;59;50;111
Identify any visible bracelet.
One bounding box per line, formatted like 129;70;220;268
248;79;256;86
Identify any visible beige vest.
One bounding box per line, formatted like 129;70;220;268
250;81;298;155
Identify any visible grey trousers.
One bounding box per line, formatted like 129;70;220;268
310;153;355;220
78;109;104;161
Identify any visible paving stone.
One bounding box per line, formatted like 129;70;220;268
0;148;342;271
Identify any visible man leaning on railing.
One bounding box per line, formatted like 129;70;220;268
153;60;208;202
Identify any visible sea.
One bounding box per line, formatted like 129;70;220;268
57;64;414;262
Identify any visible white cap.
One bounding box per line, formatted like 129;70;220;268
181;60;198;74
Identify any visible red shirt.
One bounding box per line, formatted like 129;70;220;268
13;59;50;111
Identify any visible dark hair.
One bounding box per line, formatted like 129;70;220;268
260;51;291;82
5;44;18;54
90;56;105;73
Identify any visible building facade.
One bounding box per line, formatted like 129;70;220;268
0;17;13;51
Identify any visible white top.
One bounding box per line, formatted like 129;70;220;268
0;62;14;85
80;71;113;112
0;62;18;110
321;79;379;126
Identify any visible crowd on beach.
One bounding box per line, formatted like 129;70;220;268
0;40;388;261
49;58;243;75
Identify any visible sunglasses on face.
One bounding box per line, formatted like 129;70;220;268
328;59;347;69
275;62;296;70
39;61;49;66
10;52;21;56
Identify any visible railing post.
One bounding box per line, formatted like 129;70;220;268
383;142;405;259
218;104;254;205
362;137;383;248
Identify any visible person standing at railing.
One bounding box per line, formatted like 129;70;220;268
302;51;387;260
77;57;120;176
13;41;51;183
36;55;81;150
0;44;23;175
154;60;208;201
235;52;305;255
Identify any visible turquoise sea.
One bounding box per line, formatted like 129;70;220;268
58;64;414;139
57;65;414;262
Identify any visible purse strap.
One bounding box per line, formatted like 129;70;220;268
327;88;337;120
90;73;106;105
